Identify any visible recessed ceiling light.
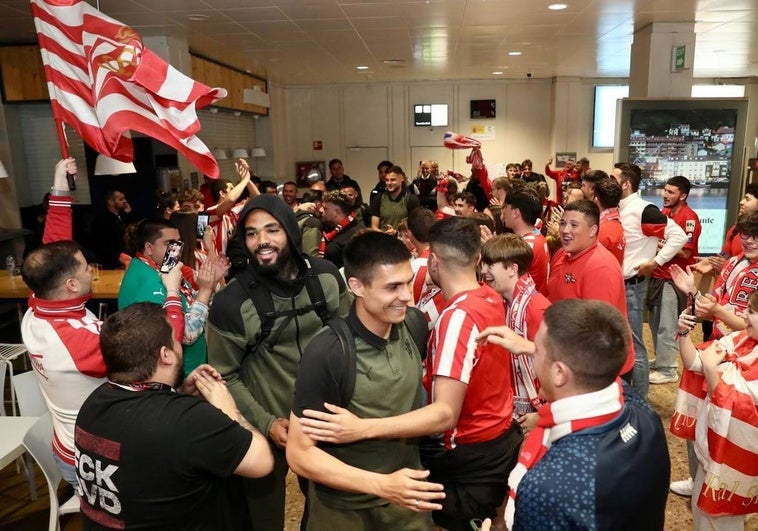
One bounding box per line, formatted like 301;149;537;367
492;71;503;75
383;59;405;65
187;14;209;21
508;51;522;56
548;3;568;10
356;65;369;70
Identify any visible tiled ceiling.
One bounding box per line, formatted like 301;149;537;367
1;0;756;85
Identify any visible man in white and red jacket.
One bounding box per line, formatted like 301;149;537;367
20;158;185;490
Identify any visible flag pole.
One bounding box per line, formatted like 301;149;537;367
54;118;70;159
54;118;77;189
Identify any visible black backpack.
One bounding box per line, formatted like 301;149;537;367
326;308;428;406
236;258;331;353
235;259;428;405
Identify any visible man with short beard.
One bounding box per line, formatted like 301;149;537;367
369;165;420;234
206;194;351;531
319;190;365;269
76;303;274;530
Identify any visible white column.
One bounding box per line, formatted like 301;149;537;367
629;22;695;98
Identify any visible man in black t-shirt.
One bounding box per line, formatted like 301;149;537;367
75;303;273;530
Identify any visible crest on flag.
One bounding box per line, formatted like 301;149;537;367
30;0;227;178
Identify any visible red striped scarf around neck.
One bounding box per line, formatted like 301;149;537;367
504;378;624;529
318;212;356;257
506;274;541;414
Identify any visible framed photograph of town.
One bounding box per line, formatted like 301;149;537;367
614;98;750;254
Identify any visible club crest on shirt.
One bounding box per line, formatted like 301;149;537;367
686;219;696;232
564;273;576;284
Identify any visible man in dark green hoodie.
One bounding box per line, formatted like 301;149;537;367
207;194;351;530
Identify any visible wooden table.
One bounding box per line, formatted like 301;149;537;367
0;269;124;301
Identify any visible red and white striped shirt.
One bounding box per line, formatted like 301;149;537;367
424;283;513;448
672;330;758;516
205;200;246;256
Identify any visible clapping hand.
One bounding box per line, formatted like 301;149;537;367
179;364;224;396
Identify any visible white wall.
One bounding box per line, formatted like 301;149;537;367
6;75;753;215
275;77;623;198
279;80;539;190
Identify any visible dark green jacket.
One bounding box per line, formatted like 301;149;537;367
206;195;351;436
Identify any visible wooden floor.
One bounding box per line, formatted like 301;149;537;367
0;464;82;531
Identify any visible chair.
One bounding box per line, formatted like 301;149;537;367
13;370;47;417
0;343;28;415
8;370;44;500
22;412;80;531
0;360;7;416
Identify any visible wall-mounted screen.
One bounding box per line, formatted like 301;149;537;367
615;98;749;254
414;104;448;127
470;99;496;119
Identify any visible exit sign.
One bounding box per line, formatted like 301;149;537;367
671;45;686;72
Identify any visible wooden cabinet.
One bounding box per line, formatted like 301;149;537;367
0;45;48;102
190;54;268;115
0;45;269;116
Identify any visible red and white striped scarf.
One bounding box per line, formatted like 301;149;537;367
504;379;624;529
318;212;356;257
711;254;758;339
506;274;541;415
443;131;481;150
671;331;758;516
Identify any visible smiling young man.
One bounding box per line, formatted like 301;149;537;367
501;187;550;295
480;235;551;432
206;194;351;531
452;192;477;217
287;231;443;530
648;176;701;385
547;200;634;380
299;217;521;531
369;165;420;234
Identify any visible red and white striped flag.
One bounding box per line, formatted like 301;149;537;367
30;0;227;178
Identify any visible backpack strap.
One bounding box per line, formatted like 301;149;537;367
303;257;331;326
325;316;357;408
326;309;427;408
404;307;429;360
236;260;331;353
235;268;277;353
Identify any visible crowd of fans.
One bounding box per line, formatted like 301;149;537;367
15;149;757;530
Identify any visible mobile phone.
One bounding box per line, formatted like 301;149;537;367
66;172;77;191
196;213;210;238
159;240;183;273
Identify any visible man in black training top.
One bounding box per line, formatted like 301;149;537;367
75;303;274;530
287;231;444;530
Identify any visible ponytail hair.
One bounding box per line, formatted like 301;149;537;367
124;218;175;256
